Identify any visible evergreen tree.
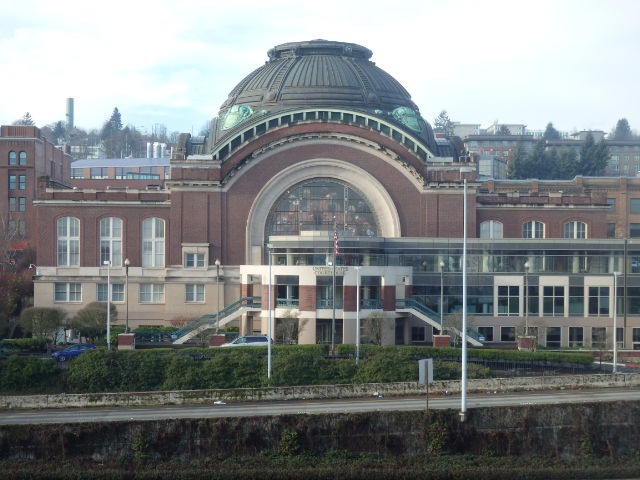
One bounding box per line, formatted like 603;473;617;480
611;118;633;140
543;122;561;140
579;132;609;176
433;110;454;136
13;112;35;126
498;125;511;135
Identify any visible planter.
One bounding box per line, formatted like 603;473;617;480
433;334;451;348
209;334;227;347
517;335;537;352
117;333;136;350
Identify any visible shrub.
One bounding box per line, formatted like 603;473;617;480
0;356;62;394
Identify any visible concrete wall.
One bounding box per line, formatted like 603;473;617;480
2;373;639;410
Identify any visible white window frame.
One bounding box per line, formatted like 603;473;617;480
185;252;206;268
142;217;165;267
139;283;164;303
523;220;545;239
55;282;82;302
97;283;124;302
185;284;205;303
100;217;123;266
57;217;80;266
480;220;503;239
564;221;587;239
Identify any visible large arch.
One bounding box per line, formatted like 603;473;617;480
245;158;402;262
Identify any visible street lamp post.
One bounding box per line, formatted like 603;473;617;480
124;258;130;333
355;266;361;365
524;261;530;336
215;258;221;334
103;260;111;350
439;260;445;332
613;274;617;372
267;244;273;380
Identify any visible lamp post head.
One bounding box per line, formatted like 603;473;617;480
524;261;530;272
124;258;130;267
103;260;110;266
439;260;445;271
214;258;221;267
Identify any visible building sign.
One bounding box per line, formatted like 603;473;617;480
313;266;348;276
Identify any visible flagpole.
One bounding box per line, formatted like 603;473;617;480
331;217;337;353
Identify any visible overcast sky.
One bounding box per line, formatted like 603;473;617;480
2;0;639;136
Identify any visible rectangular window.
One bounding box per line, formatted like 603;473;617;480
97;283;124;302
497;285;519;315
631;223;640;238
9;197;16;212
543;286;564;316
607;223;616;238
631;199;640;214
411;326;426;342
19;175;26;190
478;326;494;342
139;284;164;303
18;197;26;212
592;327;606;348
185;284;205;303
568;286;584;316
569;327;583;347
71;168;84;179
9;175;16;190
546;326;562;347
90;167;109;179
607;198;616;212
588;286;609;316
526;285;539;315
54;283;82;302
500;326;516;342
633;328;640;350
185;253;205;268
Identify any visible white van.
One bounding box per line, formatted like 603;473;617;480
220;335;272;347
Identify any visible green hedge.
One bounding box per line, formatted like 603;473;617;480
0;345;596;395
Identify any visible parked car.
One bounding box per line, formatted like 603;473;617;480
51;343;97;362
220;335;272;347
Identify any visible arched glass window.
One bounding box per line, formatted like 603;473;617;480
523;221;545;239
564;221;587;239
8;151;16;165
265;179;377;240
57;217;80;266
100;217;123;266
480;220;503;239
142;217;165;267
18;151;27;165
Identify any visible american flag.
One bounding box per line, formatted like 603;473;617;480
334;229;339;256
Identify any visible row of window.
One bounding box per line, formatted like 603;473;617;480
480;220;587;239
71;167;168;180
55;282;204;303
8;197;26;212
8;151;27;166
496;285;612;316
57;216;166;267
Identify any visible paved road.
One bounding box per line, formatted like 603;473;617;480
1;387;638;425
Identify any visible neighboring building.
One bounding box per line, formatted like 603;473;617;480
70;157;171;189
28;40;640;350
0;125;72;253
464;134;535;165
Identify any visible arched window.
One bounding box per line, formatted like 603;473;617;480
19;151;27;165
8;151;16;165
142;217;165;267
480;220;503;239
100;217;123;266
564;221;587;239
523;221;545;239
57;217;80;266
265;178;378;240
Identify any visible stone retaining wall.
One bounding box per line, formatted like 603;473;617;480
1;372;639;409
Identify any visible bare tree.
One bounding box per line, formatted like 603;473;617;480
361;311;394;346
19;307;66;344
277;309;307;344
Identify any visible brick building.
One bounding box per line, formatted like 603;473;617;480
28;40;640;349
0;125;71;255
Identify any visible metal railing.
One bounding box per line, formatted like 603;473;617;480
170;296;261;341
